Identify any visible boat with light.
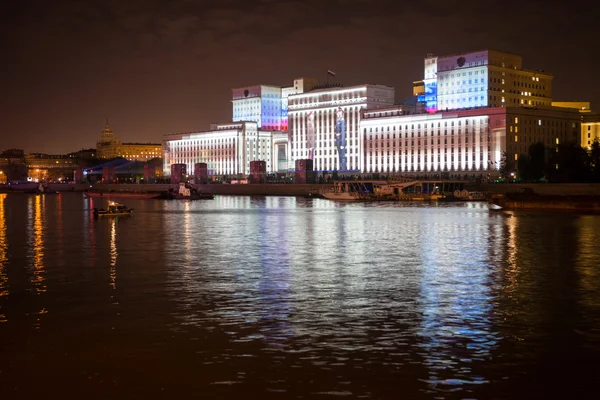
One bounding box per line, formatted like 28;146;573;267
93;201;134;218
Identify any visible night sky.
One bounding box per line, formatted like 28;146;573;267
2;0;597;154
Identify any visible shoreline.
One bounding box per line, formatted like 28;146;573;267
3;182;600;211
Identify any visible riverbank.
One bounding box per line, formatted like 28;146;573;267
476;183;600;196
4;183;600;209
0;182;330;196
489;190;600;212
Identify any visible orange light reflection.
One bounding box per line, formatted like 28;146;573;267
110;218;117;289
0;194;7;323
32;195;46;294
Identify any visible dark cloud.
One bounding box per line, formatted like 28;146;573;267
2;0;598;153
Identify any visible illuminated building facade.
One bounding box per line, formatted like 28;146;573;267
164;49;593;178
232;85;283;130
288;84;395;172
281;78;319;131
96;124;162;161
422;54;438;112
360;106;582;175
272;130;290;172
232;77;318;131
417;50;553;113
582;113;600;149
162;122;274;176
413;80;425;97
550;102;600;149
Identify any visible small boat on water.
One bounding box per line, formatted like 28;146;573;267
93;201;134;218
84;190;161;199
156;183;214;200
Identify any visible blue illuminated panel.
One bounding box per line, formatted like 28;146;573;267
424;81;437;113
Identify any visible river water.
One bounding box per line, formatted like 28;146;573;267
0;193;599;399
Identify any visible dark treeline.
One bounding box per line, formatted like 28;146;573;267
500;139;600;183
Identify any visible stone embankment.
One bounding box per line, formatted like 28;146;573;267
4;182;600;211
479;184;600;211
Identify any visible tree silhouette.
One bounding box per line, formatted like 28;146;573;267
547;141;590;182
528;142;546;182
499;151;515;180
590;139;600;182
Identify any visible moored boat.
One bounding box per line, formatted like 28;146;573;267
93;201;134;218
321;181;386;201
321;180;420;201
156;183;214;200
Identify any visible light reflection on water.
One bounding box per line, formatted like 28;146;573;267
110;218;117;289
416;210;500;393
164;199;506;395
29;195;46;294
0;194;599;398
0;194;7;322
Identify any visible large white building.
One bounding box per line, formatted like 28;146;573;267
162;122;274;176
163;49;595;179
421;50;553;113
287;84;395;172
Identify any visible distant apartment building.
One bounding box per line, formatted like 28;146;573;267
25;153;78;182
69;148;97;159
417;49;553;113
96;124;162;161
550;102;600;149
582;113;600;149
0;149;26;183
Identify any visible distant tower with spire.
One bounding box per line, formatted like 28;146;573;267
94;120;162;161
96;120;122;159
